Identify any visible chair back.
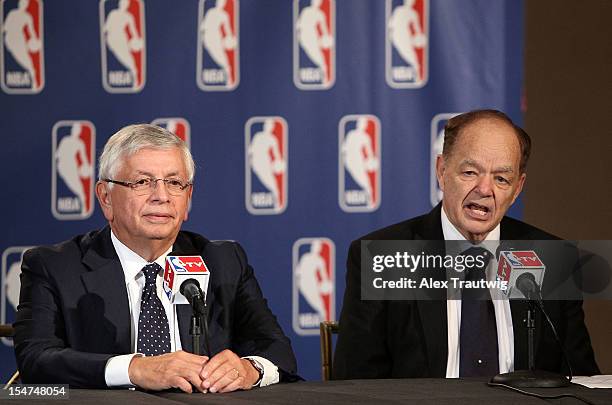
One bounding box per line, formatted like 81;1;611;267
0;324;14;338
0;324;19;387
320;321;339;381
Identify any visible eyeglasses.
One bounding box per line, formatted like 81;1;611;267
104;178;192;196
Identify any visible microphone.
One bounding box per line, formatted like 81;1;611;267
163;254;212;356
496;250;545;299
179;278;207;316
490;246;572;388
515;272;541;301
163;255;210;305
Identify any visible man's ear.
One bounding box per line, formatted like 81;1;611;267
183;186;193;221
511;172;527;205
95;181;114;221
435;154;446;192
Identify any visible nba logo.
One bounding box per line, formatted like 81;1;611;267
0;0;44;94
197;0;239;91
2;246;31;346
385;0;428;88
151;118;191;149
339;114;381;212
99;0;146;93
293;0;335;90
245;116;288;215
51;120;96;220
506;252;524;267
430;113;459;207
151;118;192;212
292;238;335;336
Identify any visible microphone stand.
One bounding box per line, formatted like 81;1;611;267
490;298;570;388
527;300;536;371
187;297;209;394
189;313;202;356
180;280;212;357
188;298;211;357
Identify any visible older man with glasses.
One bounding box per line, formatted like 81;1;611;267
14;124;297;393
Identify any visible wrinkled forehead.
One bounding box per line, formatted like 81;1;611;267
453;118;522;164
116;147;188;176
458;118;520;148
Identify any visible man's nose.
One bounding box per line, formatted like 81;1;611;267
475;175;494;196
149;179;170;201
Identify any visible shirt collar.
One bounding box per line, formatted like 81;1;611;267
110;230;172;283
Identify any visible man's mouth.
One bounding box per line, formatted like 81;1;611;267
464;202;491;219
144;213;172;222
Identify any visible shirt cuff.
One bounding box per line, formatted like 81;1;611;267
242;356;279;387
104;354;141;387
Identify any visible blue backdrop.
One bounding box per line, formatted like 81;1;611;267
0;0;523;382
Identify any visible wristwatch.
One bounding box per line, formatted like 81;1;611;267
246;358;264;387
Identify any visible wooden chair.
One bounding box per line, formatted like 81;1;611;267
0;324;14;338
319;321;339;381
0;324;19;388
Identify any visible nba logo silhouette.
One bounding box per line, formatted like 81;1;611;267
99;0;146;93
292;238;335;336
385;0;428;88
293;0;335;90
430;113;458;207
245;116;288;215
151;118;193;212
197;0;239;91
51;120;96;220
0;0;44;94
339;114;381;212
2;246;31;346
151;118;191;149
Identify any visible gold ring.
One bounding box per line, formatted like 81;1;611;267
231;368;240;379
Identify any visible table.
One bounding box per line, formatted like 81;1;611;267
3;379;611;404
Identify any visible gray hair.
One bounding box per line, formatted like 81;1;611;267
98;124;195;182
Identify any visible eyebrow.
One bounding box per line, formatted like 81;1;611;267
460;159;515;173
134;170;182;178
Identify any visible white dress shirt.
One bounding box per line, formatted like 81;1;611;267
441;208;514;378
104;231;279;387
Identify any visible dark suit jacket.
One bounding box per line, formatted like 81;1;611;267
333;204;599;379
14;226;297;388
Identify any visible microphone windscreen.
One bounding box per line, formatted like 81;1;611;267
180;278;201;296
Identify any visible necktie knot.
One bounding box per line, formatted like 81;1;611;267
462;247;492;281
141;263;162;286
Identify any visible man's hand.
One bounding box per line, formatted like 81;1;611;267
128;350;209;393
200;349;260;393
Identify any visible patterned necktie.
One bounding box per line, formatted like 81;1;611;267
137;263;171;356
459;247;499;377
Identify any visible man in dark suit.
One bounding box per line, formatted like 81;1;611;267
14;124;297;392
334;110;599;379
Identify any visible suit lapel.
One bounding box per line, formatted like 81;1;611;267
176;304;194;353
510;300;529;370
413;204;448;376
80;227;132;354
416;299;448;376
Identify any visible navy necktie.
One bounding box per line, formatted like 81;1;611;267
459;247;499;377
137;263;171;356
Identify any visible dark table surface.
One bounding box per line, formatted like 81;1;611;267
3;378;611;404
